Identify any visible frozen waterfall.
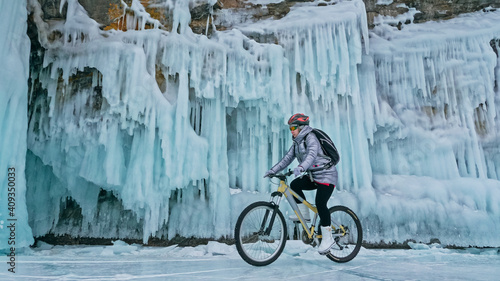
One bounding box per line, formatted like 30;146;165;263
1;0;499;251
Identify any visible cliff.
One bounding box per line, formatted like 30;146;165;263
5;0;498;248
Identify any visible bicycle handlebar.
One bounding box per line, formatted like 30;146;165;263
268;169;293;181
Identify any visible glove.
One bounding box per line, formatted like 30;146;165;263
293;166;305;177
263;169;274;178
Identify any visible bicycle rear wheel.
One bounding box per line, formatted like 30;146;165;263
234;201;287;266
325;205;362;263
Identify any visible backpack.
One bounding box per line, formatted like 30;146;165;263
304;128;340;167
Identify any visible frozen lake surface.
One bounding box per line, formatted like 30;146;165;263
1;241;499;280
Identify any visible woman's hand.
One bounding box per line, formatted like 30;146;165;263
263;169;274;178
293;166;304;177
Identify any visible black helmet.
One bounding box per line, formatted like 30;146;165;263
288;113;309;126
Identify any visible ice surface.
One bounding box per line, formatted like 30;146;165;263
0;241;499;280
0;0;499;252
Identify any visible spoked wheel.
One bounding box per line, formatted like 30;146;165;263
234;201;287;266
324;205;362;263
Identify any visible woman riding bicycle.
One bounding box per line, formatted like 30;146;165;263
264;113;338;254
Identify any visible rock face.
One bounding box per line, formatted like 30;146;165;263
36;0;500;33
39;0;122;24
364;0;500;28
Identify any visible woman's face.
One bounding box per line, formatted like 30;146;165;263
290;125;300;138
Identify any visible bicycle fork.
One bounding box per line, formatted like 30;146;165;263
261;203;280;236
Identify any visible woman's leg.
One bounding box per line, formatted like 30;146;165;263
290;176;316;203
315;184;335;226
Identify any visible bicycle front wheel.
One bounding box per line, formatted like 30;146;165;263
325;205;362;263
234;201;287;266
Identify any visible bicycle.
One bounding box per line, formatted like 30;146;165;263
234;170;362;266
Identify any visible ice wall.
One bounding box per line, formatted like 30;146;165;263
362;8;500;246
20;0;500;247
370;10;500;180
25;0;375;243
0;0;34;252
231;0;375;193
26;0;217;242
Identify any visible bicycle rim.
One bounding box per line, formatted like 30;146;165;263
325;206;362;263
235;202;287;266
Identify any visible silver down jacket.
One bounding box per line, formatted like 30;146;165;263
270;125;338;186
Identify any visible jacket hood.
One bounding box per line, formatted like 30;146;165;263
293;125;312;143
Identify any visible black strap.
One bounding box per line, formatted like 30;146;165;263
303;133;333;171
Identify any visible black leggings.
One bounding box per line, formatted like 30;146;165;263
290;176;335;227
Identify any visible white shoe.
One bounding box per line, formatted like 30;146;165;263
289;204;310;222
318;226;334;255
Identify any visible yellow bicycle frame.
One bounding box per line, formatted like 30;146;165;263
276;178;319;239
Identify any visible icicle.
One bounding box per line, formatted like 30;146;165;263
0;0;34;251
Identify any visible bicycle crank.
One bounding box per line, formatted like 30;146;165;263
301;229;317;246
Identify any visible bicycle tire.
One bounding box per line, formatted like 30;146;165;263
324;205;362;263
234;201;287;266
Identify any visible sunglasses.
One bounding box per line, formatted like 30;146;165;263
289;126;298;131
